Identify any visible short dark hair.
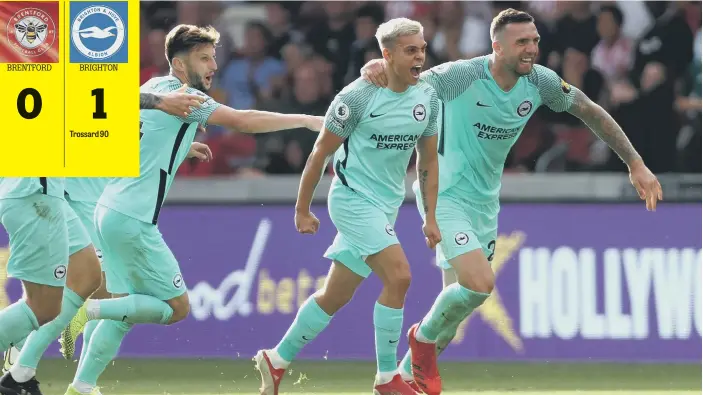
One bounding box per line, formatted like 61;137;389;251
490;8;534;40
165;24;220;64
599;5;624;27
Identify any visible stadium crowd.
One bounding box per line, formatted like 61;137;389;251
138;1;702;177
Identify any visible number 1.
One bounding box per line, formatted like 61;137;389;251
92;88;107;119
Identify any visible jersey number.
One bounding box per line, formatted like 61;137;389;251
487;240;496;262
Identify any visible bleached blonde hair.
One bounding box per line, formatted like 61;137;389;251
375;18;424;50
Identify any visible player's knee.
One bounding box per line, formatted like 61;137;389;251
166;294;191;325
385;261;412;295
313;287;353;316
456;261;494;295
67;247;103;298
29;298;61;326
24;284;63;325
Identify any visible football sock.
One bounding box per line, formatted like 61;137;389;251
74;320;132;387
0;301;39;357
274;296;331;365
374;302;403;383
86;295;173;324
14;289;84;374
418;284;489;342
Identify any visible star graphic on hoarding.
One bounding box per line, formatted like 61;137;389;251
451;232;525;353
0;246;9;309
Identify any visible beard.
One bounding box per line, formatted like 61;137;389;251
185;67;208;93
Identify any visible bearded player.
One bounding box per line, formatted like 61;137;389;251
361;9;662;395
54;24;321;395
0;84;210;395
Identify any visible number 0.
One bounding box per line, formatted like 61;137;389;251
17;88;42;119
92;88;107;119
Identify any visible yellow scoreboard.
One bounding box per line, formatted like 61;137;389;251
0;0;139;176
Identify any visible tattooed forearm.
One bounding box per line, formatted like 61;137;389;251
418;168;429;213
568;89;642;166
139;93;162;110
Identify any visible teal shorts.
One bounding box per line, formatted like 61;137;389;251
66;197;103;264
65;198;92;257
413;183;498;270
324;185;399;278
0;194;69;287
95;204;186;300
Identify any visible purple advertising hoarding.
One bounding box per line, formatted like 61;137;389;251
0;203;700;362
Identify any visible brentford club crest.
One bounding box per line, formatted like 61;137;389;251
7;7;56;57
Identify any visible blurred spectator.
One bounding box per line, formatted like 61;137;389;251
141;1;698;176
257;62;330;173
458;2;492;59
221;22;286;110
345;3;384;84
141;29;169;84
414;15;441;68
550;2;600;70
615;0;654;41
432;2;467;61
676;25;701;172
591;5;633;82
631;2;694;85
265;2;305;59
608;61;679;173
306;2;356;91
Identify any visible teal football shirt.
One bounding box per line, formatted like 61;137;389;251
421;55;576;203
325;78;439;214
98;76;221;224
0;177;64;200
65;178;110;203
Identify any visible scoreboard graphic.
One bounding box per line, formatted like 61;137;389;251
0;0;139;176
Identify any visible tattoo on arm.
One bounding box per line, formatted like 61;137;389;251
567;89;642;166
418;168;429;213
139;93;162;110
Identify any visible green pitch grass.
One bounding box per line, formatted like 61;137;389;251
34;359;700;395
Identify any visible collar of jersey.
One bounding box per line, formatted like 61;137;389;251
483;56;522;97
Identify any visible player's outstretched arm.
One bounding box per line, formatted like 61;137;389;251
294;128;345;234
140;85;205;117
416;134;442;249
207;105;323;134
567;88;663;210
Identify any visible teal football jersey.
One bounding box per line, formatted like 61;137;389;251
325;78;439;213
98;76;221;224
65;178;110;203
421;56;576;203
0;177;64;200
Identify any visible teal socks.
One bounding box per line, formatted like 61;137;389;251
373;302;403;373
399;307;471;377
17;288;85;369
77;320;100;371
13;337;26;351
91;295;173;324
0;301;39;351
274;296;332;362
74;320;132;387
418;284;489;341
